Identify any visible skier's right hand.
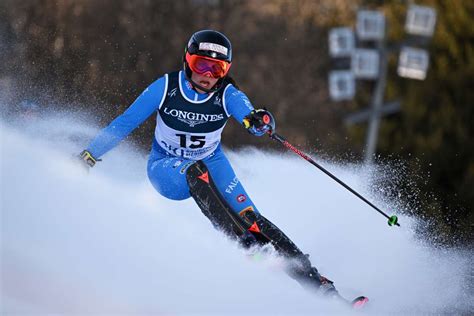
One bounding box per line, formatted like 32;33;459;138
78;150;100;169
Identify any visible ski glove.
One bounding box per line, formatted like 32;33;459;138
79;150;100;168
243;109;276;136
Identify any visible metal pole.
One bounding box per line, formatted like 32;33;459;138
365;39;388;164
270;132;400;227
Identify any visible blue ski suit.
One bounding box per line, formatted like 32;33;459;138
86;70;343;299
87;71;259;215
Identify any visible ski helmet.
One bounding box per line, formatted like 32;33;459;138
183;29;232;92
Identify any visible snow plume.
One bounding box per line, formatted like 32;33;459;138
1;113;472;315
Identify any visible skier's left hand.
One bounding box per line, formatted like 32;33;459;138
78;150;100;169
243;109;275;136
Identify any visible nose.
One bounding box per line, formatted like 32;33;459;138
202;71;212;78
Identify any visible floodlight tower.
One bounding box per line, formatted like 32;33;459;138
328;4;437;164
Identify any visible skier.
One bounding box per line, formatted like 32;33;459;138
79;29;367;308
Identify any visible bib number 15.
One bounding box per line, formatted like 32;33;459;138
176;134;206;149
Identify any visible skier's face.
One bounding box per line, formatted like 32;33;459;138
191;71;219;93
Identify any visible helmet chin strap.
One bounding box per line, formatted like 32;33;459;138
189;77;218;93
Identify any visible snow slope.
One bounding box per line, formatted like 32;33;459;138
1;114;472;315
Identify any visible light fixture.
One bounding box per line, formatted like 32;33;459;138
329;70;355;101
356;10;385;41
405;4;437;37
352;49;380;79
397;47;429;80
329;27;355;58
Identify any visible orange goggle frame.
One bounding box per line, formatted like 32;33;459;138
185;52;231;79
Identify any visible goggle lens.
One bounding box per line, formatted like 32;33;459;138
186;53;231;78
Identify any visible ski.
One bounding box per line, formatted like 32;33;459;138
333;293;369;309
351;296;369;309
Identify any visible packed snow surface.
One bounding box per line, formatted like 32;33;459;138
1;114;472;315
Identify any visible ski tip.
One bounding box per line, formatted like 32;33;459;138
351;296;369;309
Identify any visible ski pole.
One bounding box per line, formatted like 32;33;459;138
269;132;400;227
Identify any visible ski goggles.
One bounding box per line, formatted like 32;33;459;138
185;52;231;79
